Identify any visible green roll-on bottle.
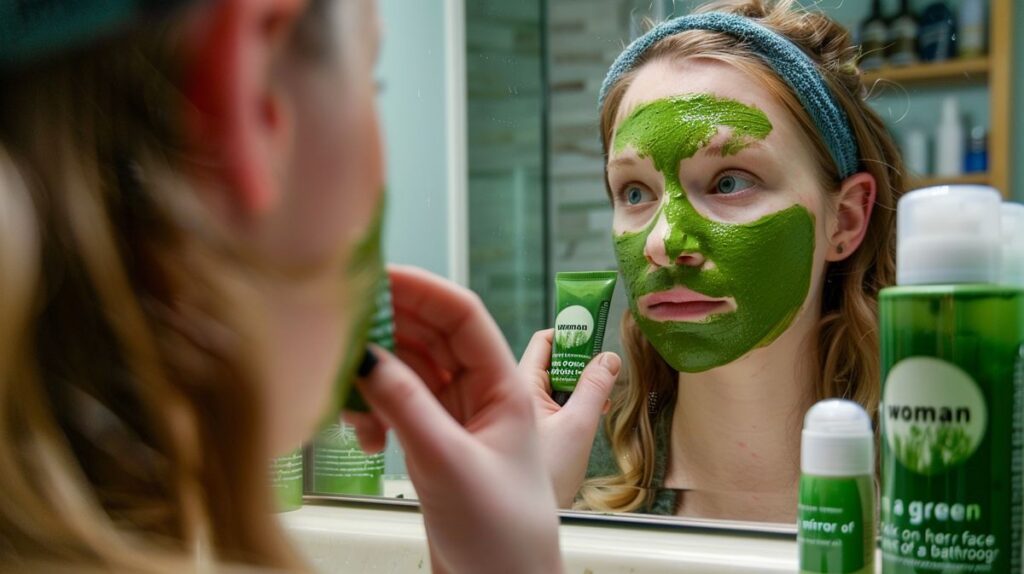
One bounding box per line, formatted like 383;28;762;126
799;399;875;574
879;185;1024;573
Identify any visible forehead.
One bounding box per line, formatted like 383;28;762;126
613;58;790;137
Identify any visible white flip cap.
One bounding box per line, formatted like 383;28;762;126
897;185;1003;286
1001;202;1024;287
801;399;873;477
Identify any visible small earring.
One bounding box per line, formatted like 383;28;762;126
648;391;659;414
836;243;845;255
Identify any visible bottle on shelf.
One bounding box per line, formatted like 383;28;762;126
918;2;958;62
958;0;987;58
935;96;964;178
964;126;989;174
902;128;930;177
888;0;919;67
858;0;889;71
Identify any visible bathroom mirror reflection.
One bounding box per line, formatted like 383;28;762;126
302;0;1020;529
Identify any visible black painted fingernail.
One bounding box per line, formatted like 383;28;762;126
357;348;379;377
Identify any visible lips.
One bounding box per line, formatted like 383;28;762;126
638;287;734;322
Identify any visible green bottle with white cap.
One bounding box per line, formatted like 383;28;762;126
799;399;875;574
879;186;1024;573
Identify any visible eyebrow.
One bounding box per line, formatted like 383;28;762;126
607;137;765;169
700;138;765;158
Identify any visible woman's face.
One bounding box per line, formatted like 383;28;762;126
251;0;385;453
607;58;833;373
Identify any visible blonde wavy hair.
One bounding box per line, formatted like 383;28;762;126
579;0;903;513
0;6;341;572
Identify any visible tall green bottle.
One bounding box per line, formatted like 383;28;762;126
879;186;1024;573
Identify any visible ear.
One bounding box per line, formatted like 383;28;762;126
826;172;877;262
181;0;304;216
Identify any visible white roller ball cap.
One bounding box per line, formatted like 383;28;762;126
801;399;873;477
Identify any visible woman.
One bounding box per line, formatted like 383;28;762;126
523;0;903;522
0;0;561;571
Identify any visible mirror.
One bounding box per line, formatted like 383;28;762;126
307;0;1015;533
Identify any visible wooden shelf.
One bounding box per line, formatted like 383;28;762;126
862;57;989;87
907;172;990;190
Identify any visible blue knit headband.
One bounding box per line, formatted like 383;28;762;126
0;0;201;72
600;12;860;179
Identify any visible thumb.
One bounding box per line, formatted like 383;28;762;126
518;329;554;394
560;352;620;422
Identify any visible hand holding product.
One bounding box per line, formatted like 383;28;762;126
347;266;565;574
518;329;620;508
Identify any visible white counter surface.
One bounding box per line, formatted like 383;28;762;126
281;501;804;573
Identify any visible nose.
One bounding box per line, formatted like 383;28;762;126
644;213;705;268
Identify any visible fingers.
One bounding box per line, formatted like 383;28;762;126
560;352;621;423
394;332;452;394
519;329;554;394
392;310;462;376
354;345;465;461
389;266;515;374
342;411;387;454
388;266;517;413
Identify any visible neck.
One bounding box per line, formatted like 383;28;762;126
663;305;820;519
260;267;353;454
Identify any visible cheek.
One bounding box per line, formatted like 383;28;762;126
612;206;660;235
283;90;385;269
807;194;833;276
612;225;653;299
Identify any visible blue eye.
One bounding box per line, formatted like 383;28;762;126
714;174;756;195
623;184;654;206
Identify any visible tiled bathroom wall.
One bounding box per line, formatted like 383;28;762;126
466;0;547;357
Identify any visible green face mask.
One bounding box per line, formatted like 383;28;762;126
611;94;816;373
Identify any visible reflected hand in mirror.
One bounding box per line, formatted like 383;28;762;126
518;329;621;508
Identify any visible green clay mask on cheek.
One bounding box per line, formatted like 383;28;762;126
611;94;816;373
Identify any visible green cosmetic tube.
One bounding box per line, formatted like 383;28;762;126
799;399;875;574
879;186;1024;573
549;271;617;406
